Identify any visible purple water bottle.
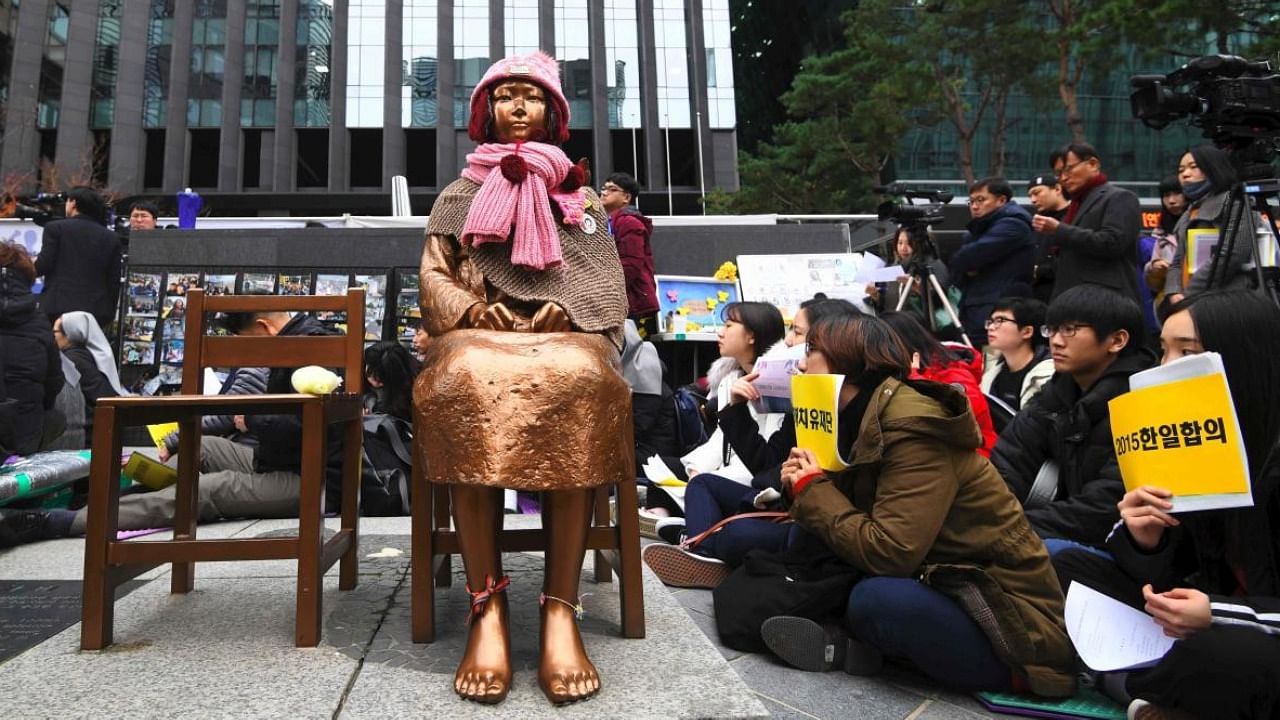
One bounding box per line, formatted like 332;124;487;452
177;188;202;229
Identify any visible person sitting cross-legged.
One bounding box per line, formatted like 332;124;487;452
990;284;1154;555
0;306;344;546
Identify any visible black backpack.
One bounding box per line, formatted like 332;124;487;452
359;414;413;516
672;385;708;454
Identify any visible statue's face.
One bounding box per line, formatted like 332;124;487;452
491;80;548;143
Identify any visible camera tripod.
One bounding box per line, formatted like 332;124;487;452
894;262;976;348
1203;171;1280;305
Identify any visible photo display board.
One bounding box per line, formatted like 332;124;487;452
735;253;878;320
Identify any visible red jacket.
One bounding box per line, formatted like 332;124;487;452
609;206;659;317
910;345;997;457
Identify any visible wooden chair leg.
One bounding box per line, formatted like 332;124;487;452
432;484;452;587
81;405;124;650
411;439;435;643
295;405;325;647
592;487;612;583
614;479;646;639
171;416;202;594
338;418;361;591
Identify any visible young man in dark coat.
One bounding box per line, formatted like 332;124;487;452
1031;144;1142;305
1026;173;1070;304
991;284;1153;553
34;186;124;329
601;172;659;335
0;244;64;455
948;177;1036;346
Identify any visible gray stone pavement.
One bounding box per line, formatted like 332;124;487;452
0;514;1005;719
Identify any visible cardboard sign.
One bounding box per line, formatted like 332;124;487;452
1108;353;1251;512
791;374;849;471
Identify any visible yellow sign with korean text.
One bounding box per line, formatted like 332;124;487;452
790;374;850;472
1108;367;1251;511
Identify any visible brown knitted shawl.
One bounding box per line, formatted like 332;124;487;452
428;177;627;348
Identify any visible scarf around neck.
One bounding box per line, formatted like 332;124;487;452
1064;172;1108;225
460;141;586;271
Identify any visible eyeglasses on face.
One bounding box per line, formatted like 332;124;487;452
1055;159;1087;178
984;316;1017;330
1040;323;1091;338
600;184;623;194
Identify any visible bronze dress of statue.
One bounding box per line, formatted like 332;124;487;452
413;51;633;705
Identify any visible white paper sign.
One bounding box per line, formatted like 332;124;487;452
1065;582;1175;671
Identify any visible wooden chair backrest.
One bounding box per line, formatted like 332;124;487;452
180;288;366;396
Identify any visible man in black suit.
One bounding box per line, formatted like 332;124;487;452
34;186;123;329
1031;143;1142;304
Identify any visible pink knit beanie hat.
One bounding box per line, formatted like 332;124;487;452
468;51;571;145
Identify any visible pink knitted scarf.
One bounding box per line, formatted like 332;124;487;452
460;141;586;271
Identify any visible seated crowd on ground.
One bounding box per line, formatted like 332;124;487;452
2;145;1279;719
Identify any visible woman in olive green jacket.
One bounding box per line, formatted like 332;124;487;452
770;313;1075;697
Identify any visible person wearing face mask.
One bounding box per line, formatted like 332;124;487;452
1163;145;1255;305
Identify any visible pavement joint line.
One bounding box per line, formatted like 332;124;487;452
331;559;411;719
904;698;934;720
750;690;823;720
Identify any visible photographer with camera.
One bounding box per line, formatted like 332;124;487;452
1031;144;1143;306
1163;145;1255;305
33;186;123;330
947;177;1036;347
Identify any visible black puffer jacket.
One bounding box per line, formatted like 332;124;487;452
0;266;63;454
991;352;1154;546
245;314;346;510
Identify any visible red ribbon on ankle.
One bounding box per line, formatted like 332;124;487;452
465;574;511;625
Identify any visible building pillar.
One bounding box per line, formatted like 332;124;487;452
382;0;405;191
272;0;300;192
636;0;664;195
435;0;455;188
161;0;195;191
328;0;349;191
588;0;611;179
53;0;100;184
107;0;150;194
685;0;712;202
0;0;51;184
219;0;248;192
538;0;554;54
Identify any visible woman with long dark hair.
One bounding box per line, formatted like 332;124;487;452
1164;145;1253;303
1053;290;1280;719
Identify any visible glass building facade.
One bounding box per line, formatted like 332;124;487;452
0;0;738;215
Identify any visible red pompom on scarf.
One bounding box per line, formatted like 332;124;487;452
500;154;529;184
559;157;590;193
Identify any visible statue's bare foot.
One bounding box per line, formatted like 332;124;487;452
455;588;511;704
538;598;600;704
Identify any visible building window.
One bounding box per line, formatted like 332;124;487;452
188;128;220;187
37;3;69;130
452;0;489;128
241;0;279;127
554;0;590;128
242;128;263;187
404;128;437;186
296;128;328;186
504;0;538;56
346;0;385;128
349;128;382;187
188;0;227;129
652;0;689;128
143;128;166;187
294;0;332;127
90;1;122;130
603;0;641;129
401;0;438;127
143;0;175;129
701;0;734;129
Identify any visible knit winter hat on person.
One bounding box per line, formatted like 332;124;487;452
468;51;571;145
1027;173;1058;191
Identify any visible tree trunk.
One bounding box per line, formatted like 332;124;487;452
989;86;1011;178
1057;42;1088;145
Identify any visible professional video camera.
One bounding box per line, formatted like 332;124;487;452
1130;54;1280;153
10;192;68;227
873;182;953;227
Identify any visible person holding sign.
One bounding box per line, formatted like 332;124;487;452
991;285;1154;553
1163;145;1256;305
765;313;1075;696
1053;291;1280;720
